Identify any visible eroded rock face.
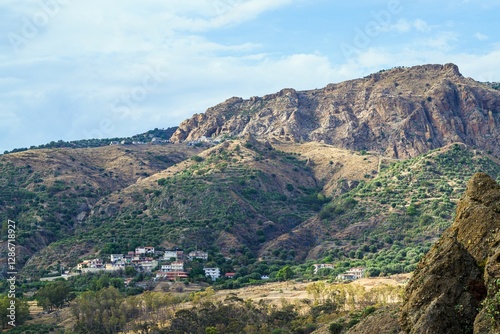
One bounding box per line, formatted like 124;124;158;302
170;64;500;158
400;173;500;333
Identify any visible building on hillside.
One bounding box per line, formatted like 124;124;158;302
188;251;208;261
155;271;189;281
110;254;124;263
77;259;103;270
161;262;184;272
337;267;366;281
163;250;184;261
224;272;236;279
105;263;124;271
203;267;220;281
313;263;335;275
135;246;155;255
137;259;158;272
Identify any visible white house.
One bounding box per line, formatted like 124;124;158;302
313;263;335;275
203;267;220;281
163;250;183;260
138;260;158;272
337;267;366;281
136;246;155;255
77;258;103;270
188;251;208;261
161;262;184;272
110;254;124;263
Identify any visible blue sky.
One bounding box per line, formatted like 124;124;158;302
1;0;499;152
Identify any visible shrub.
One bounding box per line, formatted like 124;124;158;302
191;155;204;162
329;322;343;334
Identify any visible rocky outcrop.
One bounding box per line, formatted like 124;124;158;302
400;173;500;333
171;64;500;158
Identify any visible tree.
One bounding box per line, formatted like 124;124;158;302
36;280;72;311
276;266;293;282
406;204;417;216
125;266;137;277
206;326;219;334
71;287;126;334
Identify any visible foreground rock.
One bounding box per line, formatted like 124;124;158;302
400;173;500;333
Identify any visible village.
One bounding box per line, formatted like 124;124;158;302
107;134;224;147
62;246;366;284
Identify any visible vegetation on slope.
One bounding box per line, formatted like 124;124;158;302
27;140;327;277
306;144;500;277
0;144;200;277
2;127;177;154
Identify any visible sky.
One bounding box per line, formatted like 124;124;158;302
0;0;499;153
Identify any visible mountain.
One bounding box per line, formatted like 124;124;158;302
171;63;500;159
1;63;500;281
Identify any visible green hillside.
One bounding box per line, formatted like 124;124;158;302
24;140;327;275
307;144;500;277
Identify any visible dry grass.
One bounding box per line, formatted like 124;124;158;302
274;142;393;195
25;274;410;332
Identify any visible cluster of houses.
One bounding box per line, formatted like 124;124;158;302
155;249;218;281
109;137;170;146
186;135;223;147
77;246;159;274
75;248;366;283
108;135;225;147
75;247;229;282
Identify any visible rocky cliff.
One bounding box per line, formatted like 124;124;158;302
399;173;500;333
171;64;500;158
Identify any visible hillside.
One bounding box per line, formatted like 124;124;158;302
2;127;178;154
0;144;202;276
171;64;500;159
347;173;500;333
264;144;500;266
0;63;499;283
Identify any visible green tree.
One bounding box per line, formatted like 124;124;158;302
206;326;220;334
125;266;137;277
36;280;72;311
406;204;417;216
276;266;293;282
71;287;126;334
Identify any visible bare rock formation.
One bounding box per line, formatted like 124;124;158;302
171;64;500;158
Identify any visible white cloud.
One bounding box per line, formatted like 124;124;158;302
413;19;431;32
474;32;489;41
383;18;432;33
0;0;499;153
416;31;459;52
